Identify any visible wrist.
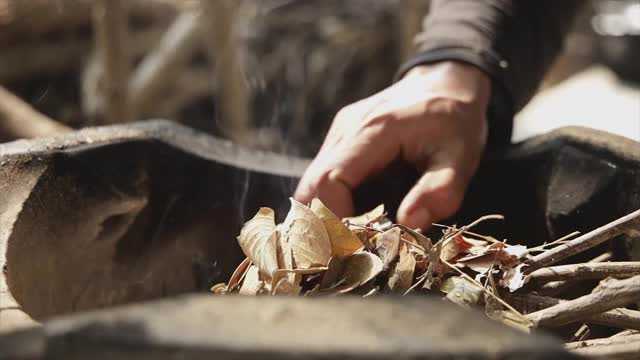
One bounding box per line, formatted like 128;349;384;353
402;61;491;108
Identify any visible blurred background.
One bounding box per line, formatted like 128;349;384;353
0;0;638;157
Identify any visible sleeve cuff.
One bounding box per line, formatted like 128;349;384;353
394;47;515;149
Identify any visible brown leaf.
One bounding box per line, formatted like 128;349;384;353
423;241;446;290
270;267;326;296
275;229;294;270
320;252;384;294
372;227;401;269
239;265;264;296
237;208;279;279
227;257;252;291
387;243;416;293
281;198;331;268
343;204;385;227
310;198;363;256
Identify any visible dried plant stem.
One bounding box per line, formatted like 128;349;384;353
565;333;640;350
570;340;640;359
526;275;640;327
442;259;527;324
528;262;640;284
535;252;611;296
129;9;204;117
510;293;640;330
527;209;640;271
0;86;70;140
91;0;131;124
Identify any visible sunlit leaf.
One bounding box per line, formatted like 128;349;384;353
282;198;332;268
237;208;279;278
310;198;363;256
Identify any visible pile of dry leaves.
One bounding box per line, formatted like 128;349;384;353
212;198;543;329
212;201;640;356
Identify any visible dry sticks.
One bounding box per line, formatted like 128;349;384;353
510;293;640;330
527;275;640;327
527;262;640;284
526;209;640;271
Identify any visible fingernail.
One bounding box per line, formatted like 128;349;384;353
407;207;431;230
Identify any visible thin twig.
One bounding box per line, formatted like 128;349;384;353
442;258;528;325
527;275;640;328
528;262;640;284
534;252;612;296
566;333;640;350
526;209;640;271
510;293;640;330
0;86;70;140
528;231;581;253
90;0;131;124
570;339;640;359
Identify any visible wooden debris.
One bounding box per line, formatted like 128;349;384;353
85;0;131;124
565;333;640;350
129;8;204;118
570;339;640;359
526;209;640;271
527;276;640;327
510;293;640;330
0;85;70;141
528;262;640;284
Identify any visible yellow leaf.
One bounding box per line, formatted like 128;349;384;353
237;208;279;279
387;243;416;293
281;198;331;268
319;252;384;294
239;265;264;296
343;204;385;227
310;198;363;256
210;283;227;295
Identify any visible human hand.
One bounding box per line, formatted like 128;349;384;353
294;61;491;229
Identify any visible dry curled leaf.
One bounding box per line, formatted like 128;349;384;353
343;204;385;227
238;208;279;279
310;198;363;256
281;198;332;268
387;243;416;293
320;252;384;294
373;227;401;269
210;283;227;295
501;263;528;292
239;265;264;296
227;257;252;291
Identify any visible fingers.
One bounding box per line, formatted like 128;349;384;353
396;148;471;230
294;103;401;218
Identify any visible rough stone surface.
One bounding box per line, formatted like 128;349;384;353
0;120;638;352
0;120;306;326
0;294;582;359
